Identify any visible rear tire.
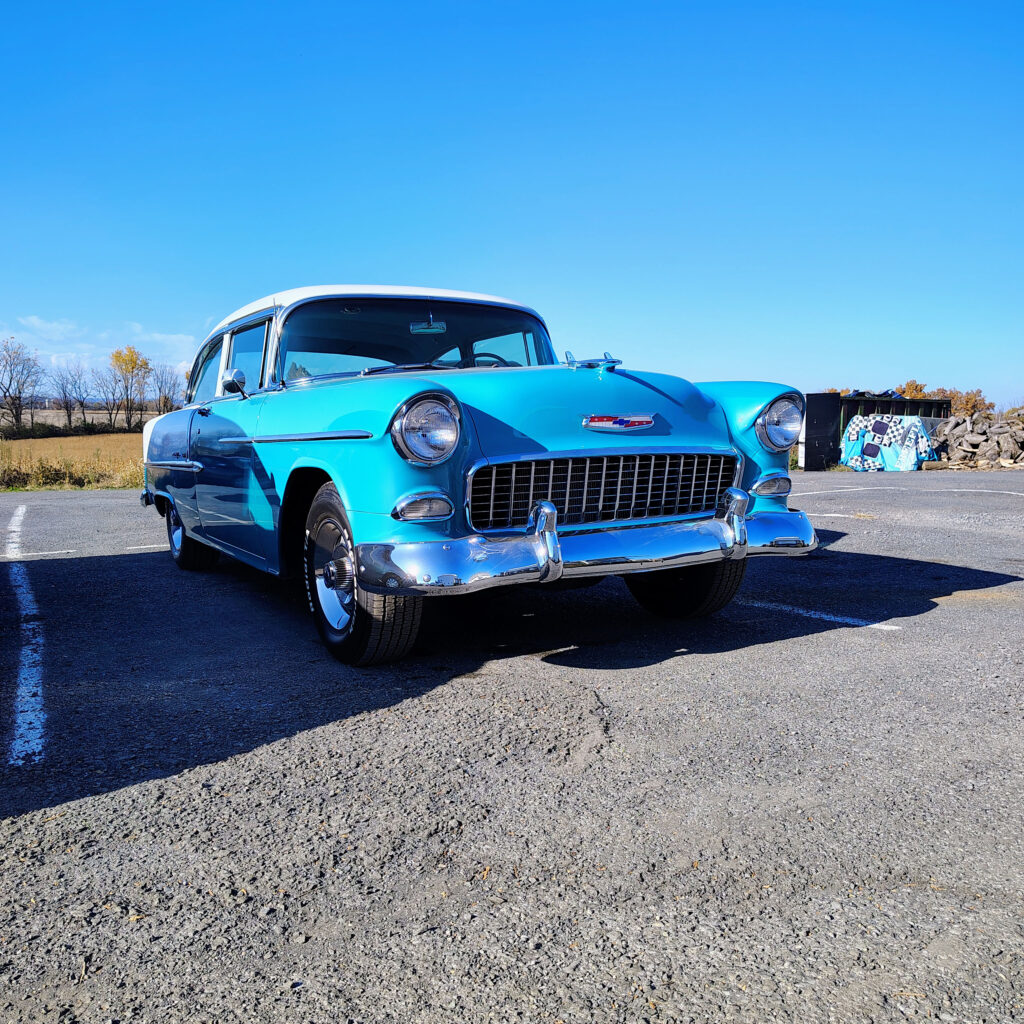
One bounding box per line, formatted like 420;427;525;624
625;559;746;618
304;482;422;665
166;503;219;571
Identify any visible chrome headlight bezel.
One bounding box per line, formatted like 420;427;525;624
390;392;462;466
754;393;804;452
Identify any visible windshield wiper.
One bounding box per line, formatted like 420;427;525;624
359;361;451;376
359;361;455;376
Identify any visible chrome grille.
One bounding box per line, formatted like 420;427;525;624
468;452;738;531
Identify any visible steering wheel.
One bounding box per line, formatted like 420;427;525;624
473;351;514;366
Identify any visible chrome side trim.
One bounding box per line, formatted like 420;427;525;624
144;459;204;472
245;431;373;443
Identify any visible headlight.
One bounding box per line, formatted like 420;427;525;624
755;395;803;452
391;393;461;465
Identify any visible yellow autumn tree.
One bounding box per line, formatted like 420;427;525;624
110;345;152;430
898;379;928;399
928;387;995;418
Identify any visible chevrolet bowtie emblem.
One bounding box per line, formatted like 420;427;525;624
582;414;655;431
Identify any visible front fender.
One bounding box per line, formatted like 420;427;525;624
696;381;803;512
253;378;486;553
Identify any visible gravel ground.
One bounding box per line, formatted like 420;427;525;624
1;472;1023;1023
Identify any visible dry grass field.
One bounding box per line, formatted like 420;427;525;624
0;434;144;490
26;409;160;430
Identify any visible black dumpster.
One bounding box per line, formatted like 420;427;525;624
801;392;952;471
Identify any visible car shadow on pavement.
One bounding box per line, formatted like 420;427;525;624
1;530;1019;818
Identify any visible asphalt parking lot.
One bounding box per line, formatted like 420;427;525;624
2;472;1023;1023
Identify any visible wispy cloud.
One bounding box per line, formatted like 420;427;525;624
126;322;198;352
16;315;83;342
2;316;199;370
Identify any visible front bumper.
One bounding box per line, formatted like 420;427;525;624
354;488;816;597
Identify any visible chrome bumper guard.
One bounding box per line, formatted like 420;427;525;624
355;487;816;597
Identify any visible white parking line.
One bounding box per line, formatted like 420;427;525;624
737;599;902;631
805;513;862;519
795;486;1024;497
125;543;166;550
1;549;75;558
4;506;45;766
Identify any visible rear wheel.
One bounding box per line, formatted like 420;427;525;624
625;559;746;618
304;482;422;665
166;503;219;571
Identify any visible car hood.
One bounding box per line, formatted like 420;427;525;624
408;365;733;459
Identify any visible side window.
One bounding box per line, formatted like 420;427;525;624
228;322;267;392
190;338;223;405
433;345;461;367
473;332;536;366
262;324;278;385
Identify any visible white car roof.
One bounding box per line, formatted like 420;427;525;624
211;285;543;335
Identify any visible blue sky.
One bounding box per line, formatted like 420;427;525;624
1;1;1021;405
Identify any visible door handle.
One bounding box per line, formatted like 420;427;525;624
197;406;211;417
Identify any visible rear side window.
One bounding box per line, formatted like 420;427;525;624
228;322;267;392
190;338;223;404
472;331;539;366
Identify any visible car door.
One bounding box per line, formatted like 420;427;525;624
189;320;271;564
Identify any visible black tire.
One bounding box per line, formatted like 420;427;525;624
166;503;219;571
625;559;746;618
303;482;422;665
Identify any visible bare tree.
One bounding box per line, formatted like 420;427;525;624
91;365;124;428
150;362;182;414
67;359;91;425
0;337;45;430
49;363;77;429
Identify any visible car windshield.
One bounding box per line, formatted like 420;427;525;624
277;298;556;382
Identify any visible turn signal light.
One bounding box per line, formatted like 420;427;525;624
751;475;792;496
392;493;455;521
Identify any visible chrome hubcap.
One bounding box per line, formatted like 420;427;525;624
313;518;356;634
322;557;354;593
168;506;183;552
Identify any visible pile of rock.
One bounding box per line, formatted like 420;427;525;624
933;412;1024;468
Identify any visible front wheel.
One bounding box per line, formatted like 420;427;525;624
625;559;746;618
304;482;423;665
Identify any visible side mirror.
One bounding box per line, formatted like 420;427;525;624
221;368;248;398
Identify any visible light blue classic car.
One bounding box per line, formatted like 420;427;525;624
142;286;816;664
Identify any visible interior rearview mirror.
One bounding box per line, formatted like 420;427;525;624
410;311;446;334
